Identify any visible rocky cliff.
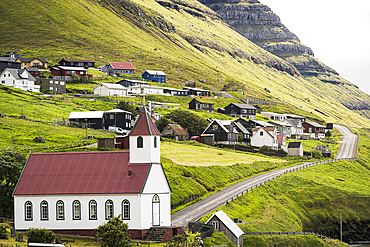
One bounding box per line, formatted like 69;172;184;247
199;0;370;118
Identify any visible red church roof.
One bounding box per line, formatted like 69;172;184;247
13;151;151;195
109;62;135;70
129;108;161;136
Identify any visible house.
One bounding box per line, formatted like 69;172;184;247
35;78;66;94
13;108;176;240
261;112;287;121
163;88;188;97
287;142;303;156
16;58;49;68
0;68;40;92
68;109;132;131
312;145;331;158
223;103;257;119
285;114;305;124
233;121;251;145
302;121;326;139
268;120;292;138
25;67;43;77
142;70;166;83
117;79;150;88
51;66;92;81
251;126;278;150
183;87;211;97
202;119;238;146
188;98;214;113
93;83;128;97
107;62;135;75
283;119;304;139
234;118;274;133
59;58;96;68
0;57;21;73
128;85;164;95
205;211;244;247
161;124;189;141
277;134;286;150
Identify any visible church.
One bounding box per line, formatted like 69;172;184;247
13;108;173;240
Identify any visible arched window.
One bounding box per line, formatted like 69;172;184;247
154;136;157;148
89;200;97;220
73;200;81;220
137;136;143;148
56;200;64;220
152;194;160;226
122;200;130;220
105;199;114;220
40;200;48;220
25;201;32;221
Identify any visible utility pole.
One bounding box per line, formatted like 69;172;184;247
86;117;88;140
340;212;342;242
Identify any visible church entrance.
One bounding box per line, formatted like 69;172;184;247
152;194;160;226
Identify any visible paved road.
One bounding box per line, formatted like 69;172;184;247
334;124;358;159
171;125;357;228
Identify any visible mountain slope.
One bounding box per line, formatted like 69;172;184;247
0;0;369;128
198;0;370;119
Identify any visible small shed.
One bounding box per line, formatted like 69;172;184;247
205;210;244;247
200;133;215;146
161;124;189;141
287;142;303;156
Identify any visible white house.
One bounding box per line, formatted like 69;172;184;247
205;211;244;247
128;85;165;95
284;119;304;139
13;109;172;239
93;83;128;97
251;126;278;150
0;68;40;92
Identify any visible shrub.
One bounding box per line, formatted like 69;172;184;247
276;148;287;156
0;225;8;239
96;215;130;247
259;145;271;152
26;228;55;243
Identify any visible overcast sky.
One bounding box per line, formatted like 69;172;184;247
259;0;370;96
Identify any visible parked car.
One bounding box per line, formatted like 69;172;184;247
108;126;125;134
190;136;200;142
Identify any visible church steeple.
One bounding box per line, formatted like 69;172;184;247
129;108;161;164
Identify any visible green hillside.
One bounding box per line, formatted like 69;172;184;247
1;0;370;128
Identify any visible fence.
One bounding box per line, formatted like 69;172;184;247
188;222;214;240
244;232;334;240
224;157;364;205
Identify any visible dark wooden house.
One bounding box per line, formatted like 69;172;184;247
183;87;211;97
205;211;244;247
233;121;251;145
234;118;274;133
103;109;133;133
0;58;21;73
161;124;189;141
202;119;238;146
188;98;214;113
302;121;326;139
59;58;96;68
224;103;257;119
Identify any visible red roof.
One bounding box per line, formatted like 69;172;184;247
277;134;284;143
130;108;160;136
109;62;135;70
13;151;150;195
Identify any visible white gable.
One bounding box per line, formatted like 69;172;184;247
142;163;171;194
205;210;244;237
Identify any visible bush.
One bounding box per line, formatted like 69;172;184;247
0;225;8;239
259;145;271;152
96;215;130;247
276;148;287;156
26;228;55;243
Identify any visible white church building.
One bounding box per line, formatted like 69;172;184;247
13;109;173;240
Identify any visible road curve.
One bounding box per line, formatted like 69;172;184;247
172;125;358;228
334;124;358;159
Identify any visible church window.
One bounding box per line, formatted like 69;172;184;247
106;199;114;219
40;200;48;220
89;200;97;220
56;200;64;220
25;201;32;221
154;136;157;148
137;136;143;148
73;200;81;220
122;200;130;220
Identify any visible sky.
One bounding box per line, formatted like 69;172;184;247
259;0;370;96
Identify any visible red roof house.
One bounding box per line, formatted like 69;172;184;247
108;62;135;75
13;108;172;239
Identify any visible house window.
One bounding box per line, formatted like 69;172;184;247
25;201;33;221
73;200;81;220
122;200;130;220
212;221;219;230
106;199;114;219
56;200;64;220
260;131;263;136
154;136;157;148
212;125;218;131
89;200;97;220
110;114;114;120
1;81;4;84
40;200;48;220
137;136;143;148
